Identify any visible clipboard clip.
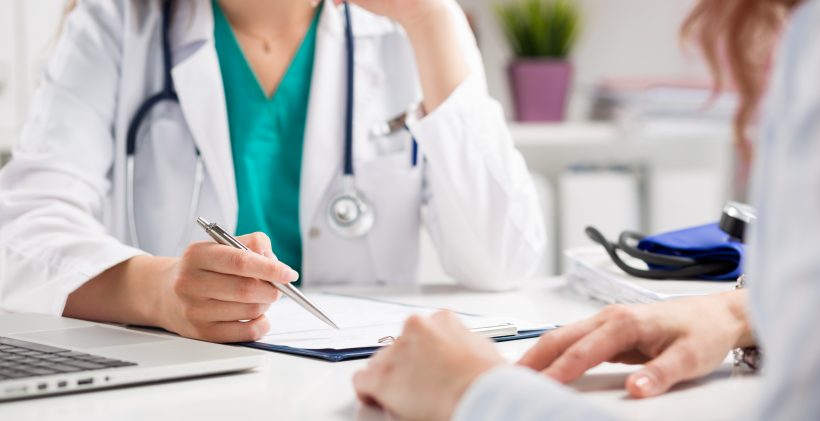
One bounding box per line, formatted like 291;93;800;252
378;336;396;345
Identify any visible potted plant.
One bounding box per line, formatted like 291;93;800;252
495;0;581;122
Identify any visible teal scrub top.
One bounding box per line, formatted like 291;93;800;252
213;1;321;281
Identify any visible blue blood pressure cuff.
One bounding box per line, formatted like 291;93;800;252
586;223;744;281
637;223;743;280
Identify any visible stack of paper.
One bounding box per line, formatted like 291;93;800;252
565;247;734;304
589;78;738;122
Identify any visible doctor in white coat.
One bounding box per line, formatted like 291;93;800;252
0;0;544;342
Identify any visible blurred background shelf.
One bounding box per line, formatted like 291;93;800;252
510;119;731;146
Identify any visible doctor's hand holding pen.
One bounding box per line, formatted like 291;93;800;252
353;290;754;421
64;232;297;343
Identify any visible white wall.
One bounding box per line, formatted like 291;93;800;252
0;1;22;148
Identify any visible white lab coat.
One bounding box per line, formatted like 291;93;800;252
0;0;545;315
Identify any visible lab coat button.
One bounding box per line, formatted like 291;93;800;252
309;227;320;239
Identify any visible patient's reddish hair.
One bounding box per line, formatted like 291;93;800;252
682;0;803;164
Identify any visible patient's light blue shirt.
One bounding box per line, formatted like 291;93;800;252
454;1;820;419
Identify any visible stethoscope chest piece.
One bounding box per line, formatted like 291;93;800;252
327;182;375;238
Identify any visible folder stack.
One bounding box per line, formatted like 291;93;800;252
564;247;734;304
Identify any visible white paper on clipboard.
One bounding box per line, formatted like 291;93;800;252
258;293;525;350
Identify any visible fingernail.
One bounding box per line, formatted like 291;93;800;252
289;269;299;282
633;373;656;395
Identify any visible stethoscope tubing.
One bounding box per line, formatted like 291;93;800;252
342;1;355;177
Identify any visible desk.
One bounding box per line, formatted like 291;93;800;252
0;278;759;420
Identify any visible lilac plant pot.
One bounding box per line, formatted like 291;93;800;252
509;59;572;122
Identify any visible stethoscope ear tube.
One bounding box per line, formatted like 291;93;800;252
585;226;734;280
126;153;204;251
126;156;140;247
176;155;205;251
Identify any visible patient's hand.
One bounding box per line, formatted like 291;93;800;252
518;290;753;398
353;311;505;421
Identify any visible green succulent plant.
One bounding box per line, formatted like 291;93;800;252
495;0;582;59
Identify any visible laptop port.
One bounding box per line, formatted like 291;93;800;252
4;385;27;395
77;378;94;386
57;380;68;388
37;383;47;391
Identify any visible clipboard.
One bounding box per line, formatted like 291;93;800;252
238;328;553;362
234;293;555;362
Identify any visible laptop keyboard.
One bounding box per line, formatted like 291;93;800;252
0;336;137;381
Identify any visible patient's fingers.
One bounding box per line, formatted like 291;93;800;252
543;319;639;383
353;358;388;408
608;349;651;365
626;340;703;398
516;316;602;370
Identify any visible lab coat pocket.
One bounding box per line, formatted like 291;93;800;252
356;145;423;284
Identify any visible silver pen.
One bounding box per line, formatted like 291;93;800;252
196;217;340;330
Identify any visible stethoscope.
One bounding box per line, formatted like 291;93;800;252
126;0;385;250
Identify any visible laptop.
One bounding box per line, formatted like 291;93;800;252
0;313;266;401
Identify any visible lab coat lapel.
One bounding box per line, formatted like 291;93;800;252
300;2;346;239
170;0;238;232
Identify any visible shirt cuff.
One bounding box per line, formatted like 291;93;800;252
453;366;614;421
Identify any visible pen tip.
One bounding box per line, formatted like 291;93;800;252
196;217;210;228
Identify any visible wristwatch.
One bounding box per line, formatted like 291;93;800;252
732;275;761;371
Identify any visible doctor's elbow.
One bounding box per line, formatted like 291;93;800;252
456;239;546;292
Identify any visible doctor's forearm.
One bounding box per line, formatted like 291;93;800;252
63;256;173;327
402;4;469;113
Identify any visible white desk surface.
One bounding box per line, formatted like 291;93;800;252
0;278;759;420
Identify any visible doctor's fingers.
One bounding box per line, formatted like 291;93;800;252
516;316;603;371
190;301;272;323
235;232;277;259
194;315;271;343
185;242;298;284
177;271;282;304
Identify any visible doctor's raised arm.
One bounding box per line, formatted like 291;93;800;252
348;0;545;290
0;0;544;342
